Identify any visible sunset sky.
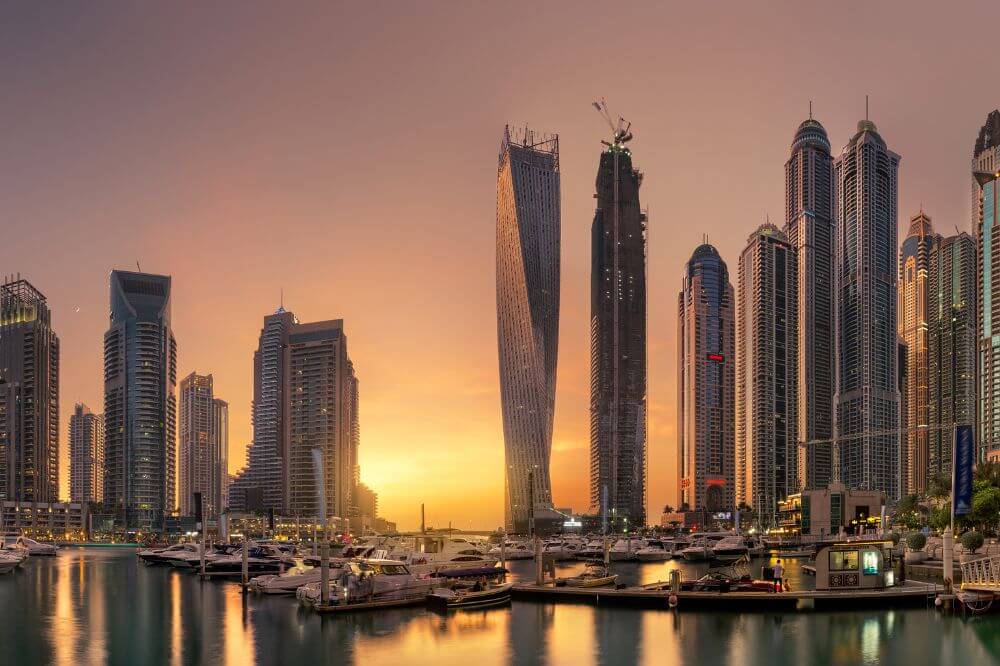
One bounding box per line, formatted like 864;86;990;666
1;2;996;530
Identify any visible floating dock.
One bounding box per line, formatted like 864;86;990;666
511;580;940;611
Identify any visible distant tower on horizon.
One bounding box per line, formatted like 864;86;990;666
0;277;60;504
974;109;1000;461
736;224;798;526
70;403;104;504
784;113;835;491
590;119;647;528
928;231;976;477
834;115;902;499
678;244;735;513
898;211;938;496
178;372;228;521
496;124;560;534
103;270;177;529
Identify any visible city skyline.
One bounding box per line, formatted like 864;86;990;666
4;3;1000;530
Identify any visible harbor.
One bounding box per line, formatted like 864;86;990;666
2;545;999;664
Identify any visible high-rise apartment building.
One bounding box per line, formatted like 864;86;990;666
70;403;104;503
286;320;358;521
229;308;295;512
736;224;798;526
0;278;60;504
179;373;228;520
496;125;560;533
898;212;939;495
834;117;901;499
678;244;736;512
974;110;1000;461
928;232;976;476
103;270;177;529
784;116;835;490
590;128;647;527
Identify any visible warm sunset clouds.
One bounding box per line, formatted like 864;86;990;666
0;2;994;529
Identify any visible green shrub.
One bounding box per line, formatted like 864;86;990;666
961;531;985;554
906;532;927;551
890;532;901;546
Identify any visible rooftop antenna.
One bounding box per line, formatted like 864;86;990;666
280;286;284;310
865;94;869;121
809;100;813;120
136;261;141;272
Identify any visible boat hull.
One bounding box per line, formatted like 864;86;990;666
427;583;514;611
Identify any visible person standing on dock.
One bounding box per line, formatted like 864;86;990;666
772;560;784;593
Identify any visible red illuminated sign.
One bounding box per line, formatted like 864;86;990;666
707;354;724;362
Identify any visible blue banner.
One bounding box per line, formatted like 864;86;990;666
953;425;974;517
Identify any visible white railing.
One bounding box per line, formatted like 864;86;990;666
961;555;1000;588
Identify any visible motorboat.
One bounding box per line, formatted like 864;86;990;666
712;536;750;563
1;535;59;556
678;538;714;562
635;539;672;561
559;563;618;588
203;545;296;575
251;559;350;594
167;544;241;569
609;538;645;562
541;539;580;561
0;549;27;574
427;581;513;611
488;541;533;560
679;571;774;593
138;543;200;565
575;539;606;560
744;536;766;557
296;558;439;607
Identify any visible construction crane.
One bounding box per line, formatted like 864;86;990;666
592;98;633;147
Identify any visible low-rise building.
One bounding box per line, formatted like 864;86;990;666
0;501;89;540
777;483;885;538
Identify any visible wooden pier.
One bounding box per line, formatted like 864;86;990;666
511;580;940;611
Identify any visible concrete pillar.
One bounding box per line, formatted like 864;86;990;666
943;527;953;591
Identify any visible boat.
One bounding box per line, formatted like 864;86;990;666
609;538;645;562
711;536;750;563
0;550;27;574
744;536;766;557
635;539;672;562
203;545;296;575
488;541;533;560
138;543;200;565
775;547;814;558
167;544;241;569
559;563;618;588
541;539;581;561
251;559;351;594
678;538;714;562
0;535;59;556
679;571;774;593
296;558;439;608
427;581;514;611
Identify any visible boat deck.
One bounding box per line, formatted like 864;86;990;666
511;580;940;611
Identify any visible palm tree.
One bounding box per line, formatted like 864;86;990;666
974;460;1000;488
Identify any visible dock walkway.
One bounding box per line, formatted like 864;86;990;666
511;580;940;611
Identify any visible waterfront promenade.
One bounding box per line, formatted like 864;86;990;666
1;547;998;665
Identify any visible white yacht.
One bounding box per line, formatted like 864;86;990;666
296;558;438;607
541;539;581;561
678;538;714;562
575;539;606;560
138;543;200;565
488;541;533;560
167;544;241;569
0;549;27;574
203;545;295;575
0;535;59;557
711;535;749;562
635;539;672;561
608;538;645;562
251;559;351;594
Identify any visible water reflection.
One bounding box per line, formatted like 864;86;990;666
1;549;999;665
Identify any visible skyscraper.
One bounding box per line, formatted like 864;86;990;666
898;211;938;496
736;224;798;526
590;125;647;527
834;116;901;499
229;308;294;513
70;403;104;504
179;373;228;520
784;115;835;491
678;244;735;512
104;270;177;530
0;278;60;504
928;232;976;476
974;110;1000;461
496;125;560;533
286;320;358;522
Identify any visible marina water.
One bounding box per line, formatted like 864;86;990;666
1;547;998;665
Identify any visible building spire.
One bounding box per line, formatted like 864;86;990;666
809;100;813;120
865;94;869;121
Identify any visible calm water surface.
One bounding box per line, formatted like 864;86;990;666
1;547;998;665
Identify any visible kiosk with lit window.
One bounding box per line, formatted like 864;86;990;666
814;541;898;590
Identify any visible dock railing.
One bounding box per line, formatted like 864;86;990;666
960;555;1000;589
